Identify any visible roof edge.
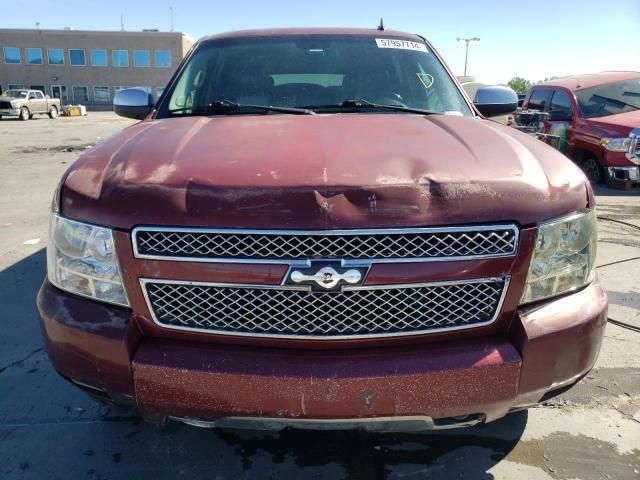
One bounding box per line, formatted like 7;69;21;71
198;27;424;43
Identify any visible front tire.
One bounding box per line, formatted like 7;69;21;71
19;107;30;121
583;155;604;184
49;106;58;119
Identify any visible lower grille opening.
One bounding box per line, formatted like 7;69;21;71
142;277;509;339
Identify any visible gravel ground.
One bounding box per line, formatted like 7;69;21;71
0;112;638;480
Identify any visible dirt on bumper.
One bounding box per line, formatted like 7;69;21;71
37;279;607;427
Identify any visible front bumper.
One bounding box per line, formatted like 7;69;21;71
37;278;607;429
607;166;640;184
0;108;20;117
603;151;640;183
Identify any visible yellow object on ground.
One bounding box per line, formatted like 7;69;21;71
64;107;82;116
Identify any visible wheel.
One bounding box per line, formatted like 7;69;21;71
49;106;58;119
0;115;3;120
19;107;30;121
583;155;604;184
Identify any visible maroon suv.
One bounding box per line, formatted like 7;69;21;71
37;28;607;431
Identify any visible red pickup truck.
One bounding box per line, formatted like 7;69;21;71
522;72;640;184
37;28;607;431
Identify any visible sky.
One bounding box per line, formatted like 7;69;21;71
5;0;640;84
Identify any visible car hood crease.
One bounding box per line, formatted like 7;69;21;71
61;114;589;230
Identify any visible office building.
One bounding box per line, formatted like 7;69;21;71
0;28;195;109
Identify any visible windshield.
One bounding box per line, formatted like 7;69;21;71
158;35;473;117
4;90;27;98
575;78;640;118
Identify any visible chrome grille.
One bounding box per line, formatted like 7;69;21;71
133;226;518;262
142;277;509;338
629;130;640;160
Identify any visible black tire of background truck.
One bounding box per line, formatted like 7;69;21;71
29;114;34;119
583;155;605;184
19;107;29;121
49;106;58;119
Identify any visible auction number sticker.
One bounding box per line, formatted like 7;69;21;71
376;38;428;52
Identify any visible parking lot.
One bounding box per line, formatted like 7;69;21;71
0;112;639;479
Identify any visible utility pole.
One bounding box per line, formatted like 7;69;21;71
456;37;480;76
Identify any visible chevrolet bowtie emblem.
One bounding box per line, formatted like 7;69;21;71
290;266;363;290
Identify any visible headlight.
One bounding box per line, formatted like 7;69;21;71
521;210;597;304
600;137;631;153
47;214;129;306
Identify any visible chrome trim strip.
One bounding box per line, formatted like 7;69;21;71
627;127;640;163
69;378;107;393
141;278;309;292
169;414;484;431
139;276;511;340
131;224;520;265
345;276;509;291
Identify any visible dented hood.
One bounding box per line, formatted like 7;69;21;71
61;114;589;230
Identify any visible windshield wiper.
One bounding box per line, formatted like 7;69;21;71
301;99;441;115
591;94;640;111
168;100;315;116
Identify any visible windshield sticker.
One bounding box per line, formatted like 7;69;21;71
417;73;434;89
375;39;428;52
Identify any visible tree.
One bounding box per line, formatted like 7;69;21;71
507;76;532;94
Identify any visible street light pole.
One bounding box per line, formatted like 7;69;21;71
456;37;480;76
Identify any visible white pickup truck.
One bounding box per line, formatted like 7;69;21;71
0;89;61;120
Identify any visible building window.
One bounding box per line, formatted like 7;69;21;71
30;85;46;93
4;47;21;64
156;87;165;99
134;50;150;67
26;48;43;65
93;86;110;102
51;85;68;104
8;84;26;90
72;86;89;103
91;49;107;67
69;49;86;66
155;50;171;68
47;48;64;65
112;50;129;67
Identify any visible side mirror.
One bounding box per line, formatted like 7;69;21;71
46;94;51;99
474;86;518;117
113;87;154;120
